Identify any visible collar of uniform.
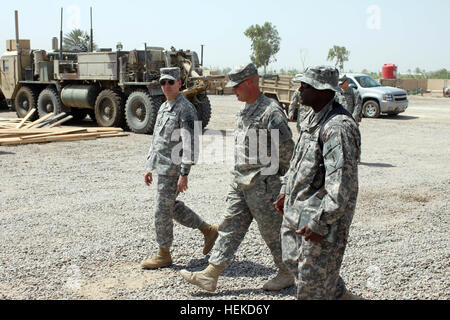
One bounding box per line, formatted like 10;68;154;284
162;93;183;112
302;99;334;132
241;93;265;117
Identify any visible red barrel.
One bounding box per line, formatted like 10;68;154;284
382;64;397;79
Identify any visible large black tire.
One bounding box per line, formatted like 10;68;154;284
94;89;125;128
14;86;39;120
362;100;381;118
193;93;212;129
125;91;164;134
37;87;63;118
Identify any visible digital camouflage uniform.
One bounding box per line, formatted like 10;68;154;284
209;67;295;269
336;80;362;123
146;68;203;249
281;66;361;300
288;89;310;132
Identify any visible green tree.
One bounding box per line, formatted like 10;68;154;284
327;45;350;71
63;29;97;52
244;22;281;74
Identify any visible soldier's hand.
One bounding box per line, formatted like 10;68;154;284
296;227;324;243
178;175;188;193
144;172;153;186
273;194;286;215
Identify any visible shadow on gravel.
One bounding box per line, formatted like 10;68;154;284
190;285;296;299
176;258;276;279
378;115;419;121
0;151;15;155
359;162;395;168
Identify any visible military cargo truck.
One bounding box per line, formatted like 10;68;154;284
259;74;299;116
0;11;219;134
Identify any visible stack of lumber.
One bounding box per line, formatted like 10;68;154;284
0;109;128;146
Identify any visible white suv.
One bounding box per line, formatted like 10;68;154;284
346;73;408;118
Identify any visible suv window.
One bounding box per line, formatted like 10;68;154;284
355;76;381;88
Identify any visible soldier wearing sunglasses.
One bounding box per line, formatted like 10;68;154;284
141;67;218;270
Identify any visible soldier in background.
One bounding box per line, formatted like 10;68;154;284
288;82;310;132
141;67;218;270
336;75;362;123
180;63;295;293
274;66;361;300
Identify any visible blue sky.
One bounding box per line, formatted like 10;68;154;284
0;0;448;73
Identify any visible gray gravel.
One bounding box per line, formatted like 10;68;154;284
0;95;449;300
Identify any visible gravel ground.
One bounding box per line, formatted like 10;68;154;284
0;94;449;300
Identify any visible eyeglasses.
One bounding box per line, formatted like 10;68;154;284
300;82;312;89
160;79;176;86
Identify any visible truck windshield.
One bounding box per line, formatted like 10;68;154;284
355;76;382;88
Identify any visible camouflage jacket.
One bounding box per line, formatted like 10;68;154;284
146;93;199;176
281;99;361;238
288;90;301;117
233;93;294;188
336;87;362;122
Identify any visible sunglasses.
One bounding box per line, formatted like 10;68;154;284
300;82;312;89
160;79;176;86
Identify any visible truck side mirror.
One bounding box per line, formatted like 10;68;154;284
348;83;357;89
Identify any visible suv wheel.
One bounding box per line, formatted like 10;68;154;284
363;100;381;118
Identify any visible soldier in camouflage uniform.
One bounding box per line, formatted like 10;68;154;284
274;66;362;300
288;79;310;132
336;75;363;123
141;67;218;270
180;63;296;292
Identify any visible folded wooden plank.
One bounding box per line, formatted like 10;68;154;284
47;115;73;128
16;109;36;129
20;128;87;140
36;113;67;128
23;112;55;129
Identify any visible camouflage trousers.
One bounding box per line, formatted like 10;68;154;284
281;216;351;300
154;175;203;249
209;175;286;270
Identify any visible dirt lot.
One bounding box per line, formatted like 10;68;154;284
0;94;449;300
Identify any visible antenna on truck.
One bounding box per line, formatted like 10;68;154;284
60;7;63;59
90;7;93;52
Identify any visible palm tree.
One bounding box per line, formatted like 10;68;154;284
63;29;96;52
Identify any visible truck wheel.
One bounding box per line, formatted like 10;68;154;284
125;91;164;134
37;88;63;118
14;86;39;120
193;93;212;129
94;89;125;128
362;100;381;118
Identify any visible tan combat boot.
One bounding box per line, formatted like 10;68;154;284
338;289;364;300
141;247;172;269
179;263;225;292
262;268;295;291
198;222;219;255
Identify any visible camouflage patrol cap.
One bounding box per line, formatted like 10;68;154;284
339;74;349;84
225;63;258;88
160;67;181;81
292;66;342;93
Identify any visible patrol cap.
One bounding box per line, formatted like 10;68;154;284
160;67;181;81
292;66;342;93
225;63;258;88
339;74;349;84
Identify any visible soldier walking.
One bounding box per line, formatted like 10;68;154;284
180;63;295;292
141;67;218;269
274;66;361;300
288;86;310;133
336;75;362;123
